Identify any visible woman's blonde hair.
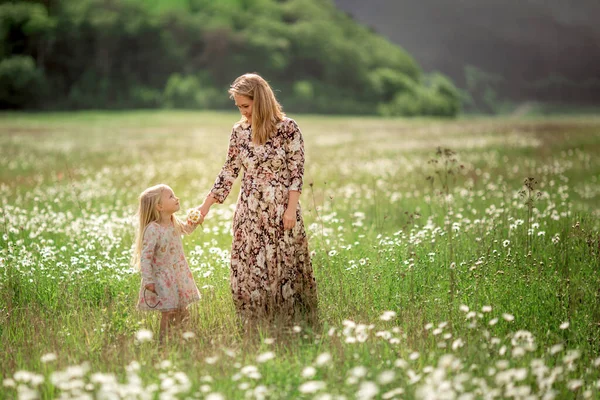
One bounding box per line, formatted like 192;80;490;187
131;184;184;269
228;73;285;145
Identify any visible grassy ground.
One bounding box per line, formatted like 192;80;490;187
1;111;599;399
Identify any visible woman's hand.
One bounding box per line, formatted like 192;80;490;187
283;208;296;230
197;194;216;220
145;283;156;294
197;203;210;219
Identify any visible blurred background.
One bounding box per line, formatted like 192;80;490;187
1;0;598;116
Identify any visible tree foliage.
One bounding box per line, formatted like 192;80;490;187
0;0;460;116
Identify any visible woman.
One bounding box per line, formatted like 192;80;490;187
198;73;318;326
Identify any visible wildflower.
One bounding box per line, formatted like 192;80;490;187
349;366;368;379
503;240;510;247
357;381;379;400
377;370;395;385
182;331;195;340
382;388;405;399
135;329;153;343
568;380;584;391
240;365;261;380
452;338;464;351
380;311;397;321
187;208;203;224
41;353;57;363
315;353;332;366
502;313;515;322
2;379;15;388
298;381;326;394
302;367;316;378
256;352;275;363
205;356;219;365
482;305;492;313
550;344;564;355
559;321;570;330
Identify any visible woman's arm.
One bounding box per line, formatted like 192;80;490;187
198;193;217;219
283;190;301;230
283;119;306;230
200;127;241;216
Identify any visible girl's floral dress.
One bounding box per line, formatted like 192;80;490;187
210;117;318;324
137;220;200;311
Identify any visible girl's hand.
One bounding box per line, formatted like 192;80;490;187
145;283;156;294
187;209;204;225
283;208;296;230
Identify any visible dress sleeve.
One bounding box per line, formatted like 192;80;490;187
284;119;305;193
140;223;159;284
179;218;199;235
210;126;242;203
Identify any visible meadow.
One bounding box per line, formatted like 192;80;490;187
1;111;599;399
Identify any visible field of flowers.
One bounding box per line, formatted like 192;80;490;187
1;111;599;399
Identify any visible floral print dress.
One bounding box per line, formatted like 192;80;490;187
137;220;200;311
210;117;317;324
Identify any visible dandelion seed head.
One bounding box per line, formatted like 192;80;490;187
302;366;317;379
41;353;57;363
377;370;395;385
502;313;515;322
315;352;332;366
380;311;397;321
256;352;275;363
298;380;326;394
182;331;195;340
135;329;153;343
357;381;379;400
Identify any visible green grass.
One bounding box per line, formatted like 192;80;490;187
1;111;600;399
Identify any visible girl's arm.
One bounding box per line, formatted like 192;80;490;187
200;126;241;216
140;224;159;284
180;217;200;235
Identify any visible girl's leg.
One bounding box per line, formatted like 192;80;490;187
169;308;189;331
177;308;190;324
159;311;175;344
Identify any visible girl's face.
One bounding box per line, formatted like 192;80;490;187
234;94;253;122
157;187;180;214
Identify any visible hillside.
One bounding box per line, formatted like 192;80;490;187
0;0;460;116
334;0;600;110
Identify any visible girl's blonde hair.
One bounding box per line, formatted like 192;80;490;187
228;73;285;145
131;184;184;269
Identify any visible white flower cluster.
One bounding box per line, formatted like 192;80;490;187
187;208;203;224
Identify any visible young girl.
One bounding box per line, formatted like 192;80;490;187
132;184;204;342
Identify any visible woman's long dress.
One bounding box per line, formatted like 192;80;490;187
210;117;317;324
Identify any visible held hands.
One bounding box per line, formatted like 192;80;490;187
283;208;296;230
187;208;205;225
197;202;211;221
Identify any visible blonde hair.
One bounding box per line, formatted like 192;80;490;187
229;73;285;145
131;184;184;269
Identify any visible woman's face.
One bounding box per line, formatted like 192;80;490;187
234;94;253;122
